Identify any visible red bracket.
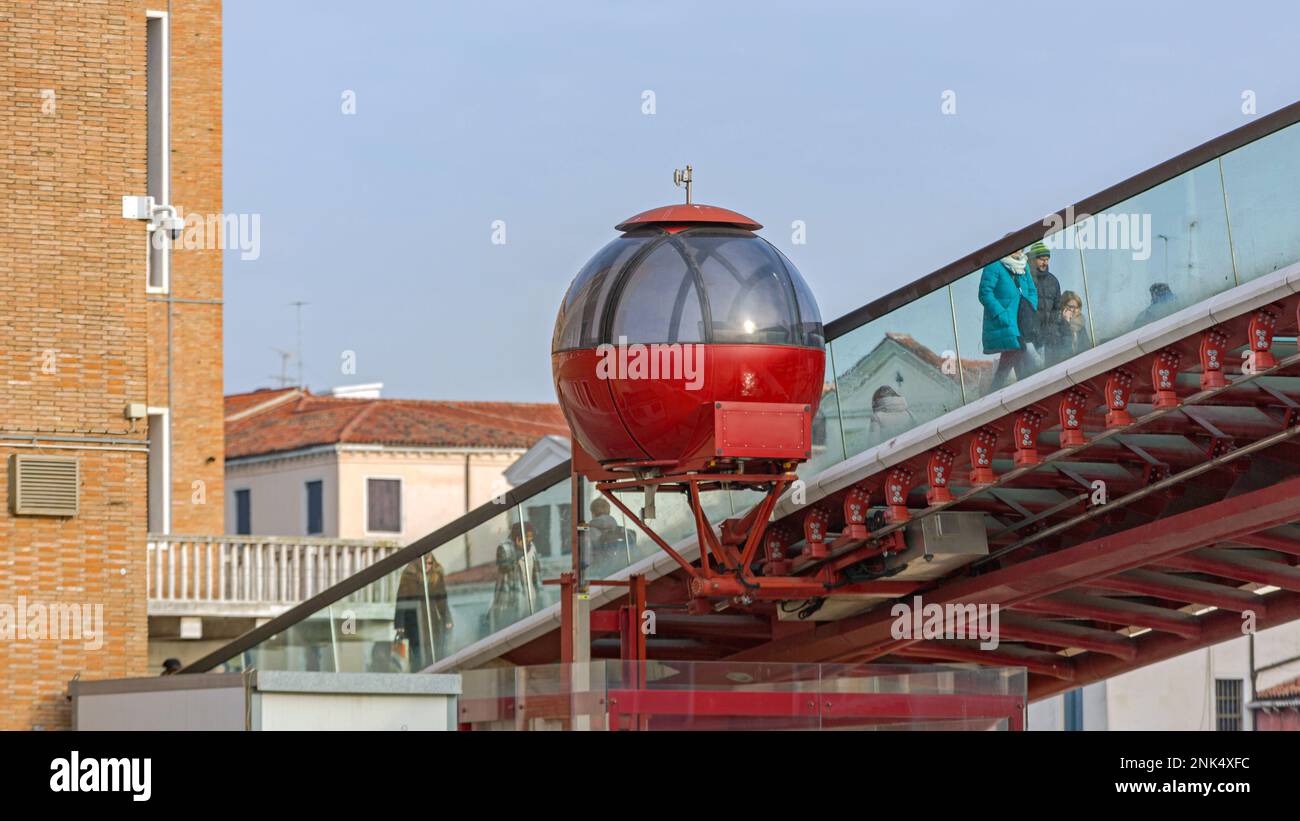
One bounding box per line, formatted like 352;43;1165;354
1151;349;1181;409
1104;369;1135;428
882;466;914;524
1058;389;1089;446
925;448;955;505
763;526;792;576
802;507;831;560
1247;309;1279;371
877;530;908;556
1205;436;1234;460
969;428;997;486
1141;459;1170;485
842;485;870;541
1013;407;1046;466
1199;328;1230;390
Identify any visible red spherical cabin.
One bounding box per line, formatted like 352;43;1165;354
552;203;826;480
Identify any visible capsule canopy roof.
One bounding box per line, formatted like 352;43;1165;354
552;222;823;354
615;203;762;232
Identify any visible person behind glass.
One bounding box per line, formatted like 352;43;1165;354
1028;241;1063;366
979;247;1038;390
489;522;544;630
1047;290;1087;366
585;497;624;578
865;384;916;446
1134;282;1178;328
393;555;454;671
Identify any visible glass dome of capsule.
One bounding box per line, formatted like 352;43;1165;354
552;227;824;354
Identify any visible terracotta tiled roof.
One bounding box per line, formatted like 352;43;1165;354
225;388;570;460
224;387;303;420
885;332;994;374
1256;676;1300;700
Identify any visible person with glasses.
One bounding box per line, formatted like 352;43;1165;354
1046;290;1087;367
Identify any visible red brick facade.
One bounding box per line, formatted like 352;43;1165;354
0;0;222;729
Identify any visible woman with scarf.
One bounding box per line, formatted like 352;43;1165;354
979;249;1038;392
1046;290;1087;367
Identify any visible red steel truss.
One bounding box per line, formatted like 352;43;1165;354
503;294;1300;700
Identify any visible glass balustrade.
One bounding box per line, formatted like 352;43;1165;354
833;286;963;456
1221;125;1300;283
459;660;1026;731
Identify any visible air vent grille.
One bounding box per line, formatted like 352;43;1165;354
10;455;80;517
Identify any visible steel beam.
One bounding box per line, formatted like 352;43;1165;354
1012;592;1202;639
1159;548;1300;592
891;642;1075;680
997;614;1138;659
1233;532;1300;557
1086;569;1268;615
1032;592;1300;700
727;474;1300;664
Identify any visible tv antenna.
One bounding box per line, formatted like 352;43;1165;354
289;301;309;388
268;348;295;388
673;165;693;205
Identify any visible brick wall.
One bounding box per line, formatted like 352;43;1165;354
0;0;221;730
155;0;223;534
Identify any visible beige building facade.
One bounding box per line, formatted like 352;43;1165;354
224;388;570;550
225;445;523;544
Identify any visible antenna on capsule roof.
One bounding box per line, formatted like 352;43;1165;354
673;165;693;205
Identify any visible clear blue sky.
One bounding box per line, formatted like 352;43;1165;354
222;0;1300;402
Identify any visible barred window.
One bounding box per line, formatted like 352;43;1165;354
1215;678;1242;731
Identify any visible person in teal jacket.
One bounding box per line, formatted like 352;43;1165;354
979;249;1038;391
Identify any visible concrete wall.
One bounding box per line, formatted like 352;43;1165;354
1031;621;1300;730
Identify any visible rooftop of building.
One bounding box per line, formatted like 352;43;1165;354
1256;676;1300;701
225;387;569;460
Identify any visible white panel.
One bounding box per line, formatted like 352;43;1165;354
876;421;943;469
1131;303;1216;355
1208;268;1296;323
259;693;454;731
1063;334;1147;386
997;366;1068;414
935;393;1003;442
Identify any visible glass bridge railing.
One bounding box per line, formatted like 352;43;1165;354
191;111;1300;675
458;660;1027;731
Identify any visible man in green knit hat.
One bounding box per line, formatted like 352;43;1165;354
1028;241;1063;370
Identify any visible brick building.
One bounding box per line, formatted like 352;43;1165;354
0;0;223;729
